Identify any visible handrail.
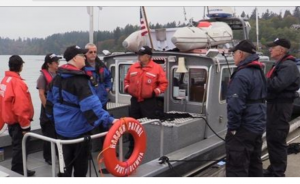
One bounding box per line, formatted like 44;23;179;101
21;119;162;177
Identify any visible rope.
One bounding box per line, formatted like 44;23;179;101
96;146;110;177
158;156;179;176
158;155;226;176
97;157;105;177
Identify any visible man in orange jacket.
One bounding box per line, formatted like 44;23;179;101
0;55;35;176
124;46;168;158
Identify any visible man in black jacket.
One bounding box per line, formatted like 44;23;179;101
264;38;300;177
226;40;267;177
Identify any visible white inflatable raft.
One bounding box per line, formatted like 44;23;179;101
171;21;233;52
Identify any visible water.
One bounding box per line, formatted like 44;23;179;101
0;55;66;130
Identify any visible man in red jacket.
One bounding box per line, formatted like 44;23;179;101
0;55;35;176
124;46;168;158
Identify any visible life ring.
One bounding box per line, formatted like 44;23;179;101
102;117;147;177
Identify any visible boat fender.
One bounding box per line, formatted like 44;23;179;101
100;117;147;177
197;21;211;28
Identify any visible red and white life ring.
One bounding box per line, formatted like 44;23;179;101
102;117;147;177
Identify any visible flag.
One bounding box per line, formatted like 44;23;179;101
140;7;148;36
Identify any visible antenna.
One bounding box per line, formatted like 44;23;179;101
183;7;187;22
87;6;94;44
256;7;259;51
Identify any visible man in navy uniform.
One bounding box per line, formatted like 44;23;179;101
264;38;300;177
226;40;267;177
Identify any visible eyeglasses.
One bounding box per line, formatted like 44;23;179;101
88;51;97;54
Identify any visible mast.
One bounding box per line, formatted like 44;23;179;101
142;6;154;49
87;6;94;44
256;7;259;51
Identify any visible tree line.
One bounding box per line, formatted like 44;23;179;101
1;7;300;57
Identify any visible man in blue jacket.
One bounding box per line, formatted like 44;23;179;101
264;38;300;177
226;40;267;177
84;43;113;173
84;43;112;110
46;45;117;177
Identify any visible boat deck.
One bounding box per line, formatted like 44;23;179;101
195;127;300;177
0;150;113;177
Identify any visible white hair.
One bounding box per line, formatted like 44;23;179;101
85;43;97;49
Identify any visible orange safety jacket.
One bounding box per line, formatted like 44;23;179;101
0;71;34;130
124;60;168;102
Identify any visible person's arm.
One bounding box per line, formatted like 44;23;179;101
104;68;112;92
226;74;248;131
38;89;47;107
124;68;131;93
12;81;33;131
36;74;47;107
154;66;168;96
268;62;299;92
77;77;114;128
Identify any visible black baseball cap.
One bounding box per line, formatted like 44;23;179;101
45;53;62;64
63;45;88;61
137;46;153;55
230;40;256;54
266;38;291;49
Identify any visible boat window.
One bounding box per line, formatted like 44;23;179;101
220;67;235;101
119;64;131;94
172;68;207;103
153;58;166;71
172;69;188;100
110;66;115;94
189;69;207;103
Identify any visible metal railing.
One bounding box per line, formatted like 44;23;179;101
21;119;163;177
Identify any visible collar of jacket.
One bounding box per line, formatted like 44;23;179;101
5;71;23;80
276;54;296;65
84;66;96;72
58;64;87;78
135;60;155;69
237;54;260;69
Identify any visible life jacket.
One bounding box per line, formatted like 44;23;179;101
231;60;264;80
41;69;53;85
266;55;296;78
85;61;106;84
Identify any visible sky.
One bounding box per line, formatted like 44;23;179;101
0;2;298;39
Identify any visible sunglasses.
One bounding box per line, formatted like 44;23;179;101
88;51;97;54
